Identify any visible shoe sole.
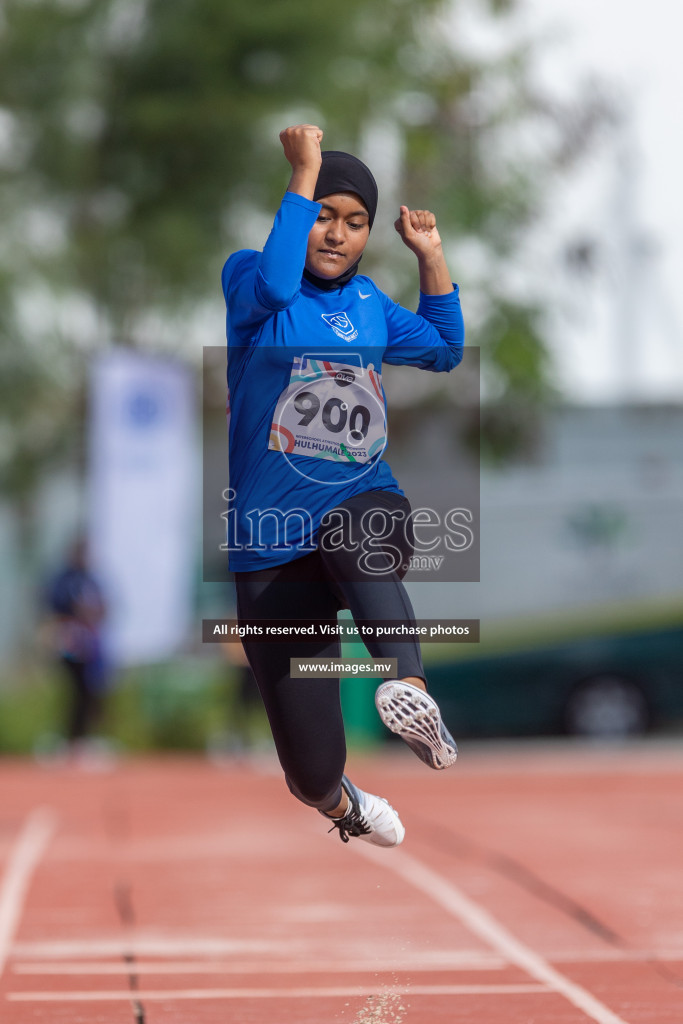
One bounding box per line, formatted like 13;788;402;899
375;682;458;770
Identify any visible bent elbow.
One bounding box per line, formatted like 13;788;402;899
448;343;464;370
447;318;465;369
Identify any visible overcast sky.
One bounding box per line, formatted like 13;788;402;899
520;0;683;402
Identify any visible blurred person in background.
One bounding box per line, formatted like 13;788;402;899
209;578;268;762
215;641;267;758
44;535;111;762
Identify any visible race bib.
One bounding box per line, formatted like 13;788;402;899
268;356;386;464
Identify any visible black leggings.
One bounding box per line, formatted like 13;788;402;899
235;489;424;813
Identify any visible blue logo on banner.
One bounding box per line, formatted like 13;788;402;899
126;391;162;428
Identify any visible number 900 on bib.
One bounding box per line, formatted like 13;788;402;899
268;356;387;465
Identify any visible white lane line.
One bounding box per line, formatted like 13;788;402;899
7;984;546;1002
9;939;504;965
354;844;631;1024
12;944;683;966
11;938;294;958
553;948;683;964
12;955;506;975
0;808;56;981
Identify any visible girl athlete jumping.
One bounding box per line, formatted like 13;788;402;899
222;124;463;847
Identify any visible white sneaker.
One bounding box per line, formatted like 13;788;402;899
375;680;458;770
323;775;405;848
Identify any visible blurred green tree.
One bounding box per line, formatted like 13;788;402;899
0;0;612;496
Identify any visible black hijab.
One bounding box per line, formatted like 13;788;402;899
303;150;378;290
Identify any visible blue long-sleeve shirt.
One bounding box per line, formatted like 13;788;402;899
222;191;464;571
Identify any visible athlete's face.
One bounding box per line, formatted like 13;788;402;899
305;192;370;279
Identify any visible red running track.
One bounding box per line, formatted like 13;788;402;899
0;741;682;1023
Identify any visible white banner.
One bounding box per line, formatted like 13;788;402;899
88;350;197;664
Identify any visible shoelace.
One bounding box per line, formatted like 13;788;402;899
327;805;372;843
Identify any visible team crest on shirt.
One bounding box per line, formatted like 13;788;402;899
321;312;358;342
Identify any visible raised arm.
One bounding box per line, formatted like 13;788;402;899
380;205;463;371
222;125;324;326
394;206;453;296
254;124;325;304
279;124;323;199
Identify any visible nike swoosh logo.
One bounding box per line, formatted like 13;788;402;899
358;291;372;299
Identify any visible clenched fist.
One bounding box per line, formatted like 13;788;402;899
394;206;453;295
394;207;443;257
279;124;324;173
